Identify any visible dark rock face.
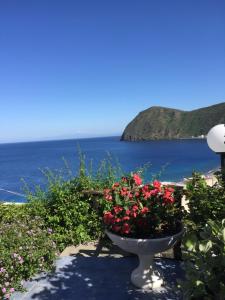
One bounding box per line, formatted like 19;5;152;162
121;103;225;141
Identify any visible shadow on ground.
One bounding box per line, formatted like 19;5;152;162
12;256;184;300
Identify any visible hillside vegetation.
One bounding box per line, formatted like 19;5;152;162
121;102;225;141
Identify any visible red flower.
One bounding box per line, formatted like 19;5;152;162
112;182;120;189
167;187;175;193
130;207;138;218
132;205;139;212
125;209;131;216
142;185;149;192
153;180;161;190
141;207;149;215
121;223;131;234
123;216;130;221
120;187;128;196
114;206;123;214
103;212;114;225
133;174;142;186
112;225;121;233
131;212;137;218
121;177;128;183
143;190;152;200
127;191;133;199
115;217;121;223
163;187;175;203
137;218;148;228
151;188;159;196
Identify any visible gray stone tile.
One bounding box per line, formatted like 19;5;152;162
11;256;183;300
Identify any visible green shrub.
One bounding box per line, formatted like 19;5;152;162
36;178;103;251
0;204;57;299
180;173;225;299
24;153;122;251
180;219;225;300
184;172;225;231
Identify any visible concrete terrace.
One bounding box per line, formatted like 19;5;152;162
11;243;184;300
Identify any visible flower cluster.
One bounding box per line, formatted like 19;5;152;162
0;213;57;299
0;267;15;299
102;173;181;238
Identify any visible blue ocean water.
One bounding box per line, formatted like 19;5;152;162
0;137;219;202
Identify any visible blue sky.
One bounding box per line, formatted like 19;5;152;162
0;0;225;143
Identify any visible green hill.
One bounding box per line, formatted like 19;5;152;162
121;102;225;141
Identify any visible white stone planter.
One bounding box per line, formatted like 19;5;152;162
106;228;183;289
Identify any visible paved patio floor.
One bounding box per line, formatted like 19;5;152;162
11;256;184;300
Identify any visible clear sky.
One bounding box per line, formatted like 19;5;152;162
0;0;225;143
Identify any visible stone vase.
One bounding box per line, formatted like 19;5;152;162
105;228;183;289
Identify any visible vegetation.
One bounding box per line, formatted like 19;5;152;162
0;204;57;299
0;154;122;298
121;102;225;140
180;173;225;300
1;153;225;299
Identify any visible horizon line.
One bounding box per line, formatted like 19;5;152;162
0;135;121;145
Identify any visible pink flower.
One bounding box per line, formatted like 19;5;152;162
2;287;6;293
105;194;112;201
133;174;142;186
10;288;15;293
5;294;10;299
104;189;112;201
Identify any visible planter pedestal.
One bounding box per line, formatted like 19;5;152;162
106;228;183;290
131;254;163;289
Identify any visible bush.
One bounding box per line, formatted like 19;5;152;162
180;173;225;300
184;172;225;231
180;219;225;300
0;204;57;299
24;153;122;251
31;178;103;251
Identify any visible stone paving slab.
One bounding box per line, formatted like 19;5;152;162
11;256;183;300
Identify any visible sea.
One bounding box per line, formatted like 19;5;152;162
0;136;220;203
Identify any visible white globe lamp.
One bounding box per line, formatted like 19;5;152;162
207;124;225;180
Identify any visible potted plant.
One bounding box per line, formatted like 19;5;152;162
101;173;183;289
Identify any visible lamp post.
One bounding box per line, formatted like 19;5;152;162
207;124;225;181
